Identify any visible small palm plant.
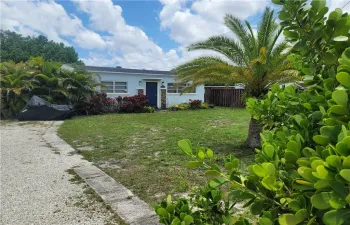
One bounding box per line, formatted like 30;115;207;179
0;57;99;118
174;7;298;148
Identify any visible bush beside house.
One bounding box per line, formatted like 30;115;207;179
0;57;97;119
169;99;211;111
79;93;155;115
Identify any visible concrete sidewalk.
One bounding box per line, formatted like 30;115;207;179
0;122;117;225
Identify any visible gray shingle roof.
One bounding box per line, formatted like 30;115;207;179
86;66;174;75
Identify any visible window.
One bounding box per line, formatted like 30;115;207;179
114;82;127;93
101;81;127;93
167;83;196;93
167;83;177;93
101;81;114;93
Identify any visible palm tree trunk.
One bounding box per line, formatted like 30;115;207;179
245;117;262;148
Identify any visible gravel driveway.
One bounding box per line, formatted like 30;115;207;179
0;121;118;225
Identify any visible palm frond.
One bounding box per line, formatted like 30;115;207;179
257;7;278;51
187;36;247;66
224;15;255;59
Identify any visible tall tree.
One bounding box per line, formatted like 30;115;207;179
174;7;298;148
0;30;79;63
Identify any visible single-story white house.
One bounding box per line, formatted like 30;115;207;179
86;66;205;109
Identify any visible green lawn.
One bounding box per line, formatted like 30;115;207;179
58;107;253;205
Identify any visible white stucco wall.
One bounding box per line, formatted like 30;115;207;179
166;89;204;107
92;71;204;108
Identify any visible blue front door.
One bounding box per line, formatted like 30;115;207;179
146;82;158;107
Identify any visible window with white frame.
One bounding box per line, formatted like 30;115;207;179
114;82;128;93
101;81;127;93
167;83;196;93
101;81;114;93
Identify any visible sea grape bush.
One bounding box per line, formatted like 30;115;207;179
155;0;350;224
156;50;350;224
275;0;350;79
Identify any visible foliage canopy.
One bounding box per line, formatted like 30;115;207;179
0;30;79;64
0;57;98;118
173;7;297;98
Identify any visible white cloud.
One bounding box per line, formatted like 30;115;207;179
192;0;268;23
159;0;268;46
157;0;270;68
0;0;271;71
73;0;181;70
0;0;106;48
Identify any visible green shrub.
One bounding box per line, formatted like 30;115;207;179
0;57;98;118
169;103;191;111
145;106;155;113
169;101;210;111
200;103;209;109
155;0;350;224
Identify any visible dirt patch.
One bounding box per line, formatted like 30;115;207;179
208;119;235;127
67;169;126;225
77;146;95;151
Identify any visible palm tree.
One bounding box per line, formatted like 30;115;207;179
0;61;35;118
174;7;298;148
0;57;99;118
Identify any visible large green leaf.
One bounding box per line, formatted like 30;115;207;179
263;144;275;158
326;155;342;168
311;0;326;12
295;209;308;222
259;218;273;225
329;105;347;115
298;167;317;182
329;195;347;209
323;209;350;225
324;52;338;65
261;162;276;176
183;215;193;225
253;165;267;177
178;139;192;155
283;30;299;39
156;207;168;217
311;192;332;209
335;142;350;156
332;90;348;107
336;72;350;88
261;176;277;191
250;201;263;215
206;149;213;159
342;155;350;168
314;180;330;189
186;161;202;168
278;214;299;225
205;170;221;177
313;135;330;145
339;169;350;181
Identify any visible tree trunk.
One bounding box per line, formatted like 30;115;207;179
245;118;262;148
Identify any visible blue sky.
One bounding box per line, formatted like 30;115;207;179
1;0;349;70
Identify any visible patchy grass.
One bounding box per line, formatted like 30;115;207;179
59;108;253;205
66;169;126;225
